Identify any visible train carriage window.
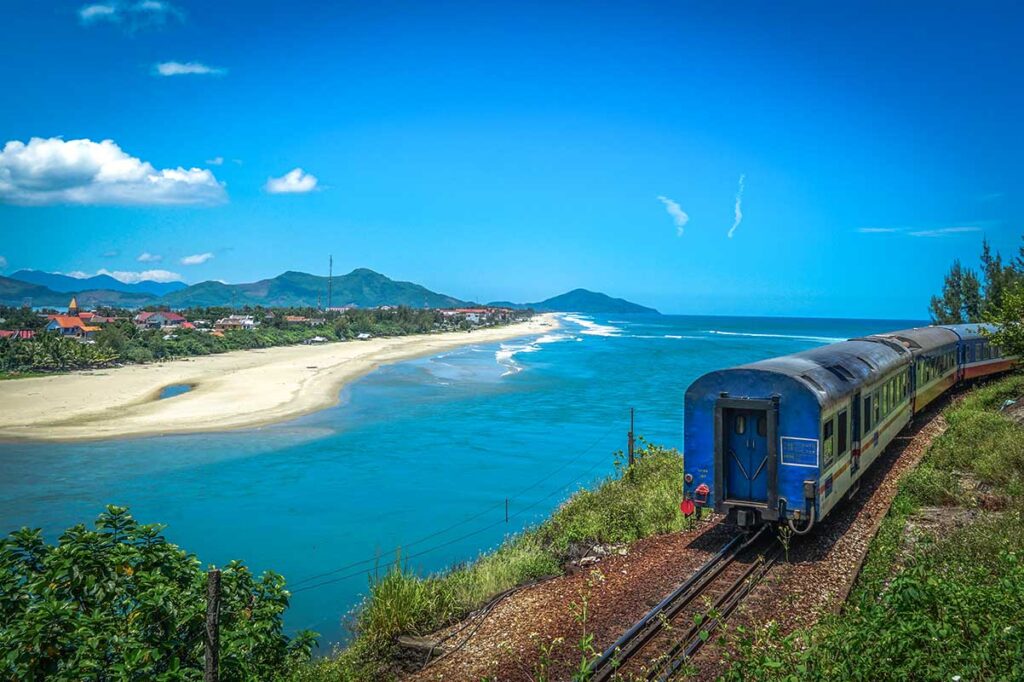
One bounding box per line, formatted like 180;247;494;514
757;416;767;437
822;419;835;468
838;410;848;456
864;396;872;432
734;415;746;435
874;395;881;424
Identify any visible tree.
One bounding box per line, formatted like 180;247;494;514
979;238;1018;316
0;506;315;680
930;260;969;324
985;281;1024;357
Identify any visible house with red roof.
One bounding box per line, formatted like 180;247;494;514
134;311;188;330
45;315;100;339
0;330;35;341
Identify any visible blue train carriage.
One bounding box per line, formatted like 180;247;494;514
940;323;1016;380
861;326;960;414
683;339;911;530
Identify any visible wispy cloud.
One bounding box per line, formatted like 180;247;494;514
727;174;746;239
137;252;162;262
856;225;984;238
656;196;689;236
180;252;214;265
908;226;982;238
206;156;224;166
67;268;183;283
266;168;318;194
154;61;227;77
79;1;183;30
0;137;226;206
102;249;120;258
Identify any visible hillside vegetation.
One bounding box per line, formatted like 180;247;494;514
292;442;686;680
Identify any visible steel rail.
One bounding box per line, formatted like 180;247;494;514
587;526;767;682
650;542;781;681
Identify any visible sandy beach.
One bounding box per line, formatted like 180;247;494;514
0;314;559;442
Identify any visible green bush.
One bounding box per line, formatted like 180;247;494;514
0;506;314;680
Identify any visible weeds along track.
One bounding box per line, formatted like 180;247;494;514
587;525;780;681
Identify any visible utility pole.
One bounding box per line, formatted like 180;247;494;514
628;407;636;474
327;255;333;310
204;568;221;682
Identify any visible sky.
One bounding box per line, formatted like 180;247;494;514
0;0;1021;318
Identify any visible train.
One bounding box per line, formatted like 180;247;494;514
681;323;1015;532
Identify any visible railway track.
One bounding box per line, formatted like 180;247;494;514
587;525;780;681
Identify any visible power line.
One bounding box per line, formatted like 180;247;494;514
289;420;623;595
288;420;621;589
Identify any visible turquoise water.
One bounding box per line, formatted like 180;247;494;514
158;383;193;399
0;314;923;647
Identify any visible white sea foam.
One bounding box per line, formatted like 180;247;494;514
706;330;845;344
562;314;623;337
494;331;573;376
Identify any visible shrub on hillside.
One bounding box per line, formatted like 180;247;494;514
0;506;314;680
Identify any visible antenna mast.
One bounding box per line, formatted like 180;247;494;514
327;255;333;310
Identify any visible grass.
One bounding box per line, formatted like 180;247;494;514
289;440;688;681
723;372;1024;681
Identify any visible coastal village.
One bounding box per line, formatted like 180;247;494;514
0;294;528;375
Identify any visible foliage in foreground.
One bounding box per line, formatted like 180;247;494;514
0;506;314;681
295;442;687;681
724;373;1024;681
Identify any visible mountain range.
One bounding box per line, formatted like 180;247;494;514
10;270;188;297
0;269;659;314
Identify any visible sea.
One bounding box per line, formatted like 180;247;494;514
0;314;924;649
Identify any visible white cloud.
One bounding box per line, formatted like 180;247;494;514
0;256;7;270
0;137;227;206
180;252;214;265
137;251;162;262
908;226;982;238
154;61;227;77
102;249;120;257
206;156;224;165
79;1;183;28
656;196;689;236
727;174;746;239
79;4;117;22
266;168;318;194
67;268;183;283
856;227;901;234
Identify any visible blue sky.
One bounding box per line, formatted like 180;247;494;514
1;0;1021;318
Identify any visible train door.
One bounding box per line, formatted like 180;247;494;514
723;408;769;502
851;392;861;474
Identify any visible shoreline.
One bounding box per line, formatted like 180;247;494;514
0;314;560;443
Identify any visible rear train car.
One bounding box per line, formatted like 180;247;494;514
683;340;909;529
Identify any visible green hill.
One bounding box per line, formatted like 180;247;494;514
160;268;467;309
0;276;156;309
491;288;658;314
0;276;69;307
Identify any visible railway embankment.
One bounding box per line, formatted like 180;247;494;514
293;441;695;681
721;372;1024;681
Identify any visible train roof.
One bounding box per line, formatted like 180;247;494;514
938;323;998;341
733;339;908;409
858;325;959;354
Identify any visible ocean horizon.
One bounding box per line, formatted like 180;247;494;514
0;313;926;648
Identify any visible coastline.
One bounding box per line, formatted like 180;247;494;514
0;314;559;443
